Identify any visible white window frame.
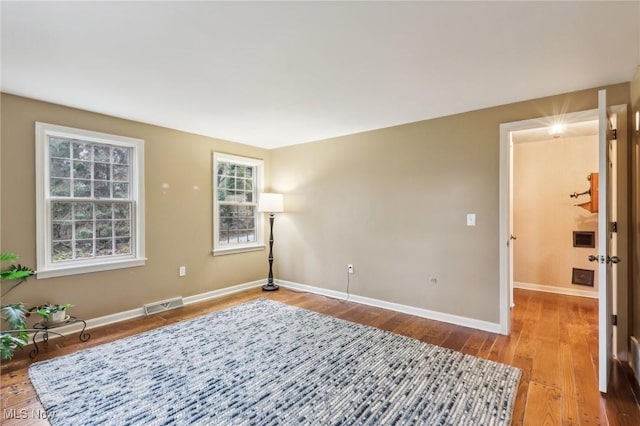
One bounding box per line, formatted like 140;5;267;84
35;122;146;278
212;152;265;255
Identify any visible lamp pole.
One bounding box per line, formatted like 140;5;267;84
263;212;278;291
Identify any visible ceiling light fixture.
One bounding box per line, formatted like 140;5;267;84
549;124;565;138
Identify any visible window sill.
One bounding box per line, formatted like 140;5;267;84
36;258;146;279
213;244;265;256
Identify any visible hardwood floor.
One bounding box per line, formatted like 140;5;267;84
2;287;639;425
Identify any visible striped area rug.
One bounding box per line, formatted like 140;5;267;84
29;298;521;425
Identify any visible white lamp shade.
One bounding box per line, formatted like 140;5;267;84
258;193;284;213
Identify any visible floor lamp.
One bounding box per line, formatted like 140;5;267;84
258;193;284;291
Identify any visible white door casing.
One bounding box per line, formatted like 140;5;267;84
597;89;622;394
499;108;598;335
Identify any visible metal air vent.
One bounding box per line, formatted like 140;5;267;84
143;297;184;316
573;231;595;248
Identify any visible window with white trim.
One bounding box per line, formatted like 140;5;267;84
36;123;145;278
213;152;264;255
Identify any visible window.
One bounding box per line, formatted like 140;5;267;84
36;123;145;278
213;152;264;255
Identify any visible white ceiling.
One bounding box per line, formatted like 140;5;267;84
1;1;639;149
511;120;599;144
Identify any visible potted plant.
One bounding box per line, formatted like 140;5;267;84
28;303;73;324
1;253;35;360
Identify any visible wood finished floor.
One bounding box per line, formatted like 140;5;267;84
1;288;639;425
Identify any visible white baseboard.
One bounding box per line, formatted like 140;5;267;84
27;280;264;343
25;277;506;346
276;280;503;334
183;280;264;305
514;281;598;299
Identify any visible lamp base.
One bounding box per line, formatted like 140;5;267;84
262;283;279;292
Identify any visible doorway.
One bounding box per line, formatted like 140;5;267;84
500;100;629;393
510;120;600;301
498;108;599;335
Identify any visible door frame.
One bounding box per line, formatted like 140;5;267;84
498;108;598;335
609;104;629;364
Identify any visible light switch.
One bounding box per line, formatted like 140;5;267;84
466;213;476;227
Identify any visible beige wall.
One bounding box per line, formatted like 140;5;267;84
1;94;271;320
271;83;630;324
1;82;632;327
513;135;599;294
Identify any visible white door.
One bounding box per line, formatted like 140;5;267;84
508;136;515;308
596;89;618;393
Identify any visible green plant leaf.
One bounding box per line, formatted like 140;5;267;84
0;254;35;282
1;304;26;329
0;253;18;263
1;268;34;281
0;333;28;360
1;253;34;360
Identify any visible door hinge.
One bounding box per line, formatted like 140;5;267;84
611;221;618;233
612;314;618;326
611;129;617;140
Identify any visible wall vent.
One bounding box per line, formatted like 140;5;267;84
143;297;184;316
572;268;594;286
573;231;595;248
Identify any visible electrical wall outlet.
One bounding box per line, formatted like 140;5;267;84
466;213;476;226
179;266;186;277
347;264;354;274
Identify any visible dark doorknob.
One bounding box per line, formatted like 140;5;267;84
608;256;621;264
588;255;599;262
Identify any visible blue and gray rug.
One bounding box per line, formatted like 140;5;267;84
29;298;521;425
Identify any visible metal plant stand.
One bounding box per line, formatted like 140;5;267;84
29;316;90;358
